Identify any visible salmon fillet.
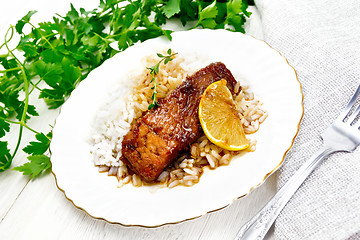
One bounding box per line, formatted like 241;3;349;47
120;62;238;182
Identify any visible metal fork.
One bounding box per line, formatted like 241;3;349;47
234;84;360;240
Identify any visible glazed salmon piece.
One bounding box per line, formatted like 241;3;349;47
121;62;238;182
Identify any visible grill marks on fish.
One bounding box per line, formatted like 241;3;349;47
121;62;238;182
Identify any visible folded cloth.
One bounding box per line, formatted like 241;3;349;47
254;0;360;239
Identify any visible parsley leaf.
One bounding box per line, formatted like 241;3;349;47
33;60;63;88
163;0;181;18
200;1;218;19
13;155;51;179
194;1;218;29
15;10;38;34
0;141;12;172
0;119;10;138
226;0;251;32
22;132;51;155
15;103;39;122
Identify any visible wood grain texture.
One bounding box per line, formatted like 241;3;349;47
0;2;276;240
0;172;277;240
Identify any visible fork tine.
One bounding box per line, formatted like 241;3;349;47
337;84;360;122
347;103;360;125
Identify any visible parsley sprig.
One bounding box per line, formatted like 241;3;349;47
147;49;177;110
0;0;251;179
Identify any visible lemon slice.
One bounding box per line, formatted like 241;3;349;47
199;79;249;151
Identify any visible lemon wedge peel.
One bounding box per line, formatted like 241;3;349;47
199;80;249;151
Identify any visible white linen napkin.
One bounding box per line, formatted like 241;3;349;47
254;0;360;239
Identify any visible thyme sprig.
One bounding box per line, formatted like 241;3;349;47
147;49;177;110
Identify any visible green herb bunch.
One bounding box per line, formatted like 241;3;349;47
0;0;251;179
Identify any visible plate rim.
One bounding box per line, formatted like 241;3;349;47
50;29;304;228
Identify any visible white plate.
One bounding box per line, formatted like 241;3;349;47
50;29;303;227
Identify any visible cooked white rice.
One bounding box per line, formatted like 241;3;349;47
89;50;267;188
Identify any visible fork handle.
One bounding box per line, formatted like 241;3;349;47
234;145;335;240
